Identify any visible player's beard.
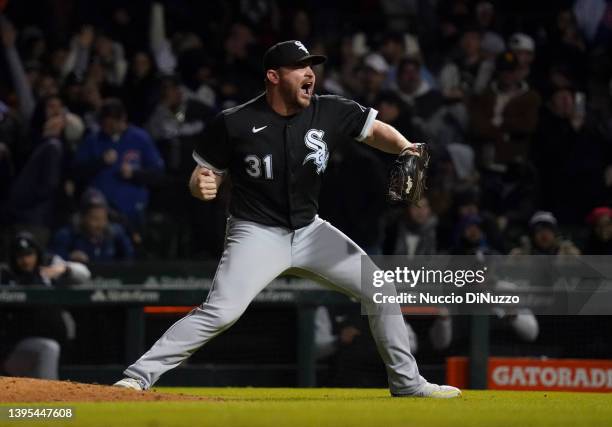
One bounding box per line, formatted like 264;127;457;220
280;79;311;111
294;84;312;109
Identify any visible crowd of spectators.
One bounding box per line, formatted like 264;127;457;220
2;0;612;381
1;0;612;268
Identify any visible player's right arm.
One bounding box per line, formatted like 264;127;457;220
191;112;231;201
189;166;224;201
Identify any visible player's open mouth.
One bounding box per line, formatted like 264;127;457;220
300;82;313;97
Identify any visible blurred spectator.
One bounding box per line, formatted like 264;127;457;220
380;31;407;87
0;100;21;160
64;26;127;90
436;291;538;348
438;27;493;101
311;304;391;387
76;79;104;133
360;53;389;106
49;188;134;264
491;281;539;343
314;305;357;361
238;0;280;42
310;41;345;96
480;31;506;61
427;143;478;216
0;142;12;205
149;2;177;75
475;1;498;33
448;280;536;347
33;72;60;100
2;16;83;157
427;285;539;350
508;33;535;84
146;76;213;177
477;29;506;94
61;73;85;117
0;232;89;379
437;189;506;254
435;0;471;59
380;0;416;32
4;96;84;235
314;306;451;361
312;304;382;386
4;134;62;237
394;56;465;146
384;197;438;257
179;50;218;109
573;0;612;47
452;214;498;256
333;34;365;97
479;161;538;240
107;6;146;56
421;312;453;352
285;9;312;45
122;52;160;126
73;98;164;230
446;143;478;187
510;211;581;256
1;16;36;121
541;8;588;90
18;25;46;65
1;232;90;285
145;76;223;258
469;51;541;168
30;94;85;150
0;100;20;204
218;22;261;106
491;314;540;343
583;207;612;255
374;90;426;142
533;85;610;224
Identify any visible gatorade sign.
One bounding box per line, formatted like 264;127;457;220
489;358;612;391
447;357;612;392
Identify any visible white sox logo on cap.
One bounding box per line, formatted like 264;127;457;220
303;129;329;174
294;41;309;54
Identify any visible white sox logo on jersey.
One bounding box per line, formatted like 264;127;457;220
294;41;309;54
303;129;329;174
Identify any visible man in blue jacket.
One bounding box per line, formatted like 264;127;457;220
74;98;164;229
50;188;134;263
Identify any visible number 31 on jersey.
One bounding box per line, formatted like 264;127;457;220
245;154;273;179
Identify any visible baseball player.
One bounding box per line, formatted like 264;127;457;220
115;40;461;398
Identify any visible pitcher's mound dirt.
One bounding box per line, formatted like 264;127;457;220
0;377;212;402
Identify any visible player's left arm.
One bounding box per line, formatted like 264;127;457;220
330;95;419;155
362;120;420;155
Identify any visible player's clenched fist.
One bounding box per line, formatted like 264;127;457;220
189;166;221;201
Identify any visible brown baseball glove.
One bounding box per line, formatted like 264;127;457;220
387;143;430;204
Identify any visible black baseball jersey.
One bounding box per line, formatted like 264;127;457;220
193;93;378;229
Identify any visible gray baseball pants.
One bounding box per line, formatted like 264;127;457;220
124;216;425;394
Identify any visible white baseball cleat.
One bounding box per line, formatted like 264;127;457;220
393;382;462;398
113;377;146;391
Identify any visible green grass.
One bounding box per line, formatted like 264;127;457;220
2;388;612;427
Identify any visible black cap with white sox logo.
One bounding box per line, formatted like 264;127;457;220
263;40;327;71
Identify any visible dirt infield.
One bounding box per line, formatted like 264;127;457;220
0;377;211;402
